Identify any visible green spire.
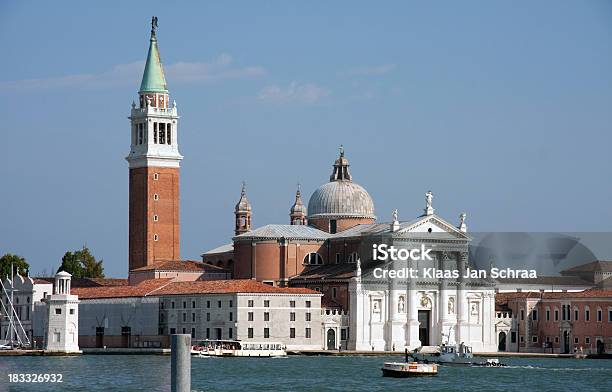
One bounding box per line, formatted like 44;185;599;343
139;16;168;93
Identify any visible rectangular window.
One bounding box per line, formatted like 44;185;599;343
546;309;550;321
207;301;211;308
191;328;195;338
248;328;253;339
609;309;612;322
248;300;254;307
290;312;295;321
554;309;559;321
218;301;222;308
154;122;158;144
520;309;524;320
520;336;524;343
335;253;341;264
586;309;590;321
306;312;311;322
228;328;233;339
264;312;270;321
172;301;175;309
597;309;602;322
229;300;233;308
575;309;579;321
332;287;337;299
183;301;186;309
555;336;559;343
341;329;347;341
159;123;166;144
264;300;270;307
575;337;579;344
192;313;196;322
206;313;210;321
305;328;311;339
532;310;538;321
306;301;311;308
206;328;210;339
248;312;253;321
182;313;186;322
167;126;172;145
290;300;295;308
170;328;176;335
192;301;196;308
229;312;233;321
585;337;591;344
69;309;75;315
264;328;270;338
532;336;538;343
182;328;186;334
290;328;295;338
55;308;61;315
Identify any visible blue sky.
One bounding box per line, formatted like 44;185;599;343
1;1;611;277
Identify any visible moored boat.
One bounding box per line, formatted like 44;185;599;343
409;343;473;365
191;339;286;357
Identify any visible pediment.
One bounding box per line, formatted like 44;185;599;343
395;215;469;239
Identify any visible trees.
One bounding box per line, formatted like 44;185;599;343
57;246;105;278
0;254;30;279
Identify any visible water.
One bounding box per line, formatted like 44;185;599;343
1;355;611;392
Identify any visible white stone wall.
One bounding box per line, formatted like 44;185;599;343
160;293;323;350
235;293;323;350
78;297;160;339
44;294;80;352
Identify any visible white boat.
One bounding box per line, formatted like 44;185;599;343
381;361;438;377
410;343;474;365
191;340;286;357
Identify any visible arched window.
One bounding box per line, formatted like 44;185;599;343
585;306;590;322
347;252;360;263
303;253;323;265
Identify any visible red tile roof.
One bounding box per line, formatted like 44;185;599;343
496;289;612;303
72;279;319;299
130;260;227;272
72;279;174;299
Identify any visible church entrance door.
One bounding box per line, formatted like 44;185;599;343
418;310;430;346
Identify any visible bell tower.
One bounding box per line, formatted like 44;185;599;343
127;17;183;271
234;182;252;235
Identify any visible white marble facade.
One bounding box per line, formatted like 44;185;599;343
347;214;498;352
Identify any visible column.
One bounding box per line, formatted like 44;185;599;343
438;252;451;344
406;259;421;349
456;251;469;345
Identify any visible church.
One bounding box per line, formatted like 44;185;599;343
203;147;498;352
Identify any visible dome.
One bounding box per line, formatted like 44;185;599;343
308;181;375;219
307;146;375;220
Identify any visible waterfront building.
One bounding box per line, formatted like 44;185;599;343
495;288;612;354
37;279;322;350
0;274;52;347
42;271;80;353
203;149;498;352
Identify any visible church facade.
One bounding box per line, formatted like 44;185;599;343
203;148;498;352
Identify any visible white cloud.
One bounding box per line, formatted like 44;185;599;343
344;64;396;76
0;54;265;92
257;82;330;104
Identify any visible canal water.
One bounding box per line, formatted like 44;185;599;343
1;355;611;391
